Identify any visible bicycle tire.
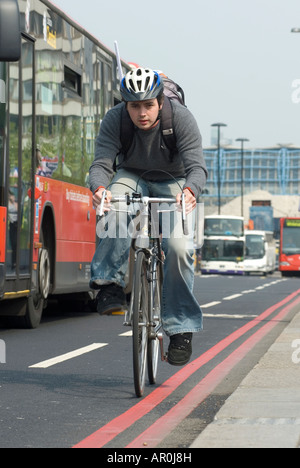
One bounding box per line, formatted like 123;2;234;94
147;241;163;384
132;250;148;397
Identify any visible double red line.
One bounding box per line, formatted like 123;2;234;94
74;289;300;448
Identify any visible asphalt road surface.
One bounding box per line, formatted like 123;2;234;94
0;272;299;449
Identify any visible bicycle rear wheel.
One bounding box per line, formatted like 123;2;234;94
132;251;148;397
147;251;163;384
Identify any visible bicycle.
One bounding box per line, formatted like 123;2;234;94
99;188;188;397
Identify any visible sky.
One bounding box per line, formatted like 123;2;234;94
52;0;300;149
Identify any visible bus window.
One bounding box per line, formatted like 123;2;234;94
204;217;244;237
282;229;300;255
202;239;244;262
20;38;34;274
245;234;265;259
0;63;6;205
6;37;34;275
36;42;62;181
8;58;20;273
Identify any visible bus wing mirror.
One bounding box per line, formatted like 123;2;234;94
0;0;21;62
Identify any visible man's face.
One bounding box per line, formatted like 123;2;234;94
126;98;162;130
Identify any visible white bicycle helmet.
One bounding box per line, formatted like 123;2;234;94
120;67;164;102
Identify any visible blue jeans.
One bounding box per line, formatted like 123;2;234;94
90;169;203;337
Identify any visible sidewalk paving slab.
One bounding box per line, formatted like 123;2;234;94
190;311;300;448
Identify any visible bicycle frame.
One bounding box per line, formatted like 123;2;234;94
117;195;176;331
98;191;186;396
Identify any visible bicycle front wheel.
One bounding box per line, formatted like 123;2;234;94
132;251;148;397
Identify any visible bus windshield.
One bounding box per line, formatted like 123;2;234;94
204;218;244;237
282;227;300;255
246;234;265;259
202;239;244;262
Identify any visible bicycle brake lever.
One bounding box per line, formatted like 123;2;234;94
181;192;189;236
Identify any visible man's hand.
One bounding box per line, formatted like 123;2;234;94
93;187;112;212
176;188;196;214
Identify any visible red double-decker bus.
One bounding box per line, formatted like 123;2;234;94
279;218;300;277
0;0;129;327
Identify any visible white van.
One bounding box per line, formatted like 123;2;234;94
244;230;276;275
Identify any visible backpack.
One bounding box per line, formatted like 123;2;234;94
119;76;186;161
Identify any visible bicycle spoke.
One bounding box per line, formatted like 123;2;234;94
132;251;148;397
147;240;163;385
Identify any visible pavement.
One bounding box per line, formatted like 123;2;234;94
191;310;300;448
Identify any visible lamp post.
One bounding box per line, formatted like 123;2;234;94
291;28;299;210
236;138;249;217
211;122;227;214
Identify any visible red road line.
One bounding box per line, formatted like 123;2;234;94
127;294;300;448
73;289;300;448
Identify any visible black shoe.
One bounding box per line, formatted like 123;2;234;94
168;333;193;366
96;284;127;315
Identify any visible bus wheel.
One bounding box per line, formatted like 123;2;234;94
23;247;51;329
39;248;51;300
24;295;44;329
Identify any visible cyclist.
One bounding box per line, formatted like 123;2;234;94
89;67;207;366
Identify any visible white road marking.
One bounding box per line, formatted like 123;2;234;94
201;301;222;309
119;331;133;337
200;274;219;278
29;343;108;369
203;313;258;319
200;278;287;316
223;294;243;301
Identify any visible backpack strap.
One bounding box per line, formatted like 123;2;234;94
119;104;135;156
160;96;177;157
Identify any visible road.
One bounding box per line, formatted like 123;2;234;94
0;272;299;449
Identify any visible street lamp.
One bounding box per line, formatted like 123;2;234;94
291;28;300;33
211;122;227;214
236;138;249;217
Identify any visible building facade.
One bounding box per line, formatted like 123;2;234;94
203;147;300;201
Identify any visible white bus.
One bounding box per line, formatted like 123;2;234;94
244;230;276;275
200;215;245;275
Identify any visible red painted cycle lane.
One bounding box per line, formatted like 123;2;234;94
73;289;300;449
127;294;300;447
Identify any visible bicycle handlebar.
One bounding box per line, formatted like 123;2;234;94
98;191;189;236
